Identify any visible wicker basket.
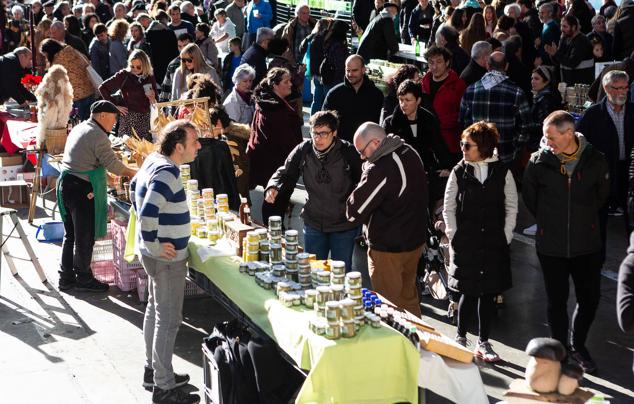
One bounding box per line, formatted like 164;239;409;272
44;127;68;154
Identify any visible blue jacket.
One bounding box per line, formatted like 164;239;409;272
245;0;272;34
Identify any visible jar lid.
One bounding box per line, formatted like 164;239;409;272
346;271;361;279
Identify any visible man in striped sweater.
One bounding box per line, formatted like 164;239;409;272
130;120;201;404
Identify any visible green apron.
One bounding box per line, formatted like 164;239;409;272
56;166;108;239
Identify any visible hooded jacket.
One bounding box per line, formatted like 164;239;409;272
322;75;384;143
523;134;610;257
246;86;303;188
346;135;428;252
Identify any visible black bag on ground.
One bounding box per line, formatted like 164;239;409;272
203;319;304;404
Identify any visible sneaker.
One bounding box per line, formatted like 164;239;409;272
523;224;537;236
455;335;470;348
569;350;598;374
58;277;76;291
474;340;501;363
152;387;200;404
143;367;190;391
74;278;109;292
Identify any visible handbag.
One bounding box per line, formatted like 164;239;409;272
86;65;103;89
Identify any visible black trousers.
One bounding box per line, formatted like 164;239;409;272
59;174;96;282
456;293;496;341
537;252;602;354
599;160;631;263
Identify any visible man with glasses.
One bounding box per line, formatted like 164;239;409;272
265;111;362;271
346;122;428;317
577;70;634;260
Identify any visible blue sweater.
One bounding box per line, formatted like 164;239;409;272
245;0;272;34
130;152;191;262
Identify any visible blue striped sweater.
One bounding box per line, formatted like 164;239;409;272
130;152;191;262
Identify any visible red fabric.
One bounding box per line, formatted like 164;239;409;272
0;112;38;154
421;70;466;154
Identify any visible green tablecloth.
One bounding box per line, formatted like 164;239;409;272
188;238;420;404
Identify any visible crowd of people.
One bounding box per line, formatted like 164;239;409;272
2;0;634;402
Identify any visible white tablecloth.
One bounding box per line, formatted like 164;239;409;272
419;349;488;404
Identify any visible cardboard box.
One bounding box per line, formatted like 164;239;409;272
0;153;23;167
0;165;23;181
0;180;30;208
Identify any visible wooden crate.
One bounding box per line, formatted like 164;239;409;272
224;219;254;256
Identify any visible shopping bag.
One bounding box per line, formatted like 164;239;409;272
124;206;137;263
86;65;103;90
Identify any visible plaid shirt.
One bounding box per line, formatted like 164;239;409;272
606;102;626;160
459;76;532;164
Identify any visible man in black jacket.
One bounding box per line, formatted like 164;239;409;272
266;111;362;271
347;123;428;317
577;70;634;261
523;110;610;374
241;27;273;85
613;0;634;60
357;2;399;62
0;47;37;106
460;41;491;87
544;15;594;85
618;232;634;375
323;55;384;143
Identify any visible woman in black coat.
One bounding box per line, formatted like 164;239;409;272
382;79;453;201
443;122;518;363
528;66;562;152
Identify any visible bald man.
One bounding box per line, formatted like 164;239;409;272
346;123;428;316
322;55;384;142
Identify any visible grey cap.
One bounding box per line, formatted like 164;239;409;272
90;100;120;114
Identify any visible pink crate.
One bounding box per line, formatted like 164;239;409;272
111;221;143;272
92;260;116;285
115;266;138;292
136;275;148;302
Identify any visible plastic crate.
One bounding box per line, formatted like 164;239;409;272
115;266;139;292
112;221;143;272
136;275;148;302
92;260;116;285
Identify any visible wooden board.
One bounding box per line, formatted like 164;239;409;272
504;379;594;403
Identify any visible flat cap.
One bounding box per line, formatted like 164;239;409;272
90;100;120;114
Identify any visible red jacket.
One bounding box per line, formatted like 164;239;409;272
421;70;466;153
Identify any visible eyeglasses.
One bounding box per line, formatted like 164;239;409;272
181;57;193;63
357;138;377;156
609;85;628;91
311;130;332;139
460;140;478;151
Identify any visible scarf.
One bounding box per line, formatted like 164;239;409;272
481;70;508;90
312;140;336;184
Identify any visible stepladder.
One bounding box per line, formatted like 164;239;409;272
0;207;47;290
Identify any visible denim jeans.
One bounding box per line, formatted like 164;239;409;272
310;76;326;115
303;224;359;272
141;254;188;390
73;94;96;121
59;174;95;282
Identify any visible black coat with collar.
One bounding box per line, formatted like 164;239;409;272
459;59;487;87
576;99;634;179
381;105;453;173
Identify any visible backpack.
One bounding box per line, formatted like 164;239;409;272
319;44;337;86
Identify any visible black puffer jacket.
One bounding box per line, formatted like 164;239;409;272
190;138;240;211
267;138;362;233
523;136;610;258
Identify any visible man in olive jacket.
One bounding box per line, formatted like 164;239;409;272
523;110;610;375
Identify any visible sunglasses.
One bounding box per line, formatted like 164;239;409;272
460;140;478;151
181;57;193;63
130;64;142;70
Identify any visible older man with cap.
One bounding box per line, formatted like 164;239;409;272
57;100;137;292
346;122;428;316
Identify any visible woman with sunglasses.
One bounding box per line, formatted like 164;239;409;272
247;67;303;225
171;43;221;101
442;121;518;363
265;110;362;271
99;49;158;140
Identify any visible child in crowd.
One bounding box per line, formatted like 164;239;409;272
222;37;242;91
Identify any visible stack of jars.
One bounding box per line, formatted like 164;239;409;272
297;253;312;288
180;164;190;186
186;180;200;216
284;230;298;282
216;194;229;213
243;231;260;262
330;261;345;286
346;271;364;325
268;216;282;243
